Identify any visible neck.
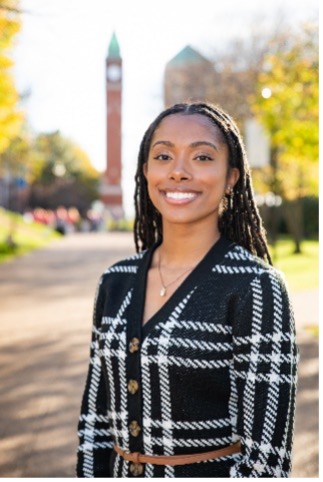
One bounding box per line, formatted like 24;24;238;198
158;222;221;267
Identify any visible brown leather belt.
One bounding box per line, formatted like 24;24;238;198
114;441;241;466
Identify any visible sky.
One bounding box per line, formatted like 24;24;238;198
13;0;318;217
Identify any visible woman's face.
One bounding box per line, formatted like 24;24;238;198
144;113;239;229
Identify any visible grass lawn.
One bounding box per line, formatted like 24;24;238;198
269;238;319;292
0;208;61;263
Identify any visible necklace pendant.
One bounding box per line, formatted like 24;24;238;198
160;287;167;297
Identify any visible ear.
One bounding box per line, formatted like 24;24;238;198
227;167;240;190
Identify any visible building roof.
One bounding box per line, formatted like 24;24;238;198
167;45;210;65
107;32;121;58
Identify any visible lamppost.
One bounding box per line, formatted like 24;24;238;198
259;86;282;262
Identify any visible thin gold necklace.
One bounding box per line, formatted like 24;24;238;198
157;254;193;297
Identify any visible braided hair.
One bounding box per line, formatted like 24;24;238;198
134;102;272;265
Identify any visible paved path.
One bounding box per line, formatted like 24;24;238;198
0;233;318;477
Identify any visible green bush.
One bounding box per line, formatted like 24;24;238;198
0;208;61;263
106;218;134;232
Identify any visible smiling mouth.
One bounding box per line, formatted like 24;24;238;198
166;192;196;200
160;190;200;203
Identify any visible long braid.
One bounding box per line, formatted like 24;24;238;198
133;102;272;265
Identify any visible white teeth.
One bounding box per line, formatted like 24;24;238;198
166;192;196;200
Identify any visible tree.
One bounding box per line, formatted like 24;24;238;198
207;14;292;127
0;0;23;154
206;16;318;252
0;0;21;12
0;125;33;211
29;131;100;215
251;21;318;253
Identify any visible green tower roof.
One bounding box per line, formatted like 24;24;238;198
167;45;209;65
107;32;121;58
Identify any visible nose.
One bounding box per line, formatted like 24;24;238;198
168;156;192;182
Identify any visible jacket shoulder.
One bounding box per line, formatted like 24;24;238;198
216;243;288;290
100;250;146;279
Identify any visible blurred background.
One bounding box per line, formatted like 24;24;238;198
0;0;318;478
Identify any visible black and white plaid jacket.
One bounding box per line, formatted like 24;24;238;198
76;236;298;478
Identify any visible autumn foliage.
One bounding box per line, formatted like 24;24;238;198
0;0;23;153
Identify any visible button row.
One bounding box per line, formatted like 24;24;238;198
128;338;141;476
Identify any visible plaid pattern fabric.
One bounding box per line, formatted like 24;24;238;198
76;237;298;478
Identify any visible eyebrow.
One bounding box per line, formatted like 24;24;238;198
151;140;218;151
190;141;218;151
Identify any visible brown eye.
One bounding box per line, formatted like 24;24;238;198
154;154;171;161
195;154;213;161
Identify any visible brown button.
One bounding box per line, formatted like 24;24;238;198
129;462;144;476
129;420;141;437
129;337;140;353
128;379;139;395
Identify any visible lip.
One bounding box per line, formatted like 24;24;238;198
159;189;201;205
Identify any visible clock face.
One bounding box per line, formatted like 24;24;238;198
106;64;121;82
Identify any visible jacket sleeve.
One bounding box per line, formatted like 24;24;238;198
230;269;299;478
76;276;114;477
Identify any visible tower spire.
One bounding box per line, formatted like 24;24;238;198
108;31;121;58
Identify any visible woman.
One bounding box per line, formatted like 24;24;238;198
76;102;298;478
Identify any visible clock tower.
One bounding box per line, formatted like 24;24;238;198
101;32;124;219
